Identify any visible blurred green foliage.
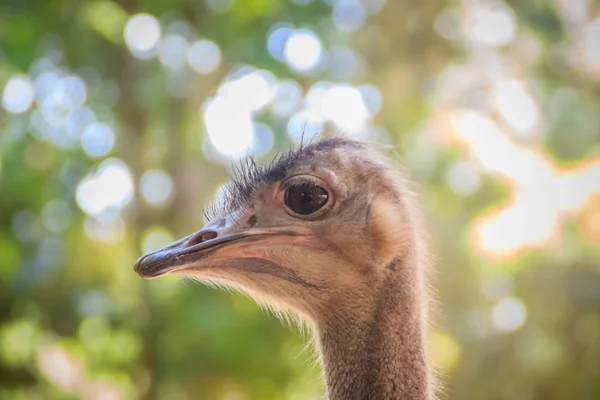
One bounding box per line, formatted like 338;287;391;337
1;0;600;399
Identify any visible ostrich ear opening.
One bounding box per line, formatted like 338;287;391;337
369;196;412;265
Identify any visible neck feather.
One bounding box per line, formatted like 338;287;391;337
316;256;433;400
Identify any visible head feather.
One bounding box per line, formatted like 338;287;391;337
204;137;365;221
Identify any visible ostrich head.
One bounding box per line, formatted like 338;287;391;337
135;138;421;321
134;137;433;399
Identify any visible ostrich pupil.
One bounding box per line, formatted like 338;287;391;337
285;183;328;215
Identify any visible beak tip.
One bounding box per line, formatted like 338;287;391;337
133;254;152;278
133;252;171;279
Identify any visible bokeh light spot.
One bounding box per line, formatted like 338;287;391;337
305;81;332;114
447;162;481;196
430;331;461;370
466;2;516;47
333;0;367;32
493;297;527;332
34;71;60;105
205;0;235;13
81;123;115;159
124;14;161;59
42;200;72;233
84;213;125;244
287;110;323;143
267;24;293;61
363;0;387;15
482;273;515;301
12;211;42;243
328;46;364;81
283;29;323;73
2;75;35;114
188;40;222;74
142;226;175;254
0;320;38;367
357;84;382;116
271;79;303;117
37;345;82;390
251;123;275;156
435;8;460;40
140;169;174;207
65;107;96;139
76;159;134;216
57;76;87;110
218;69;275;112
583;17;600;72
159;34;189;70
77;316;110;351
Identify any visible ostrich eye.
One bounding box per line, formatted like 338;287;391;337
284;183;329;215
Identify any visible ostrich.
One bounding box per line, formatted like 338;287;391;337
134;138;436;400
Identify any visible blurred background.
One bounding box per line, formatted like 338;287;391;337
1;0;599;399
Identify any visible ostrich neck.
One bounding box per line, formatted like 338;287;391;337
317;263;432;400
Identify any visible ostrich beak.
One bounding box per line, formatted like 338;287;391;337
134;224;313;279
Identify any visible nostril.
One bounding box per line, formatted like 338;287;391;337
187;230;218;247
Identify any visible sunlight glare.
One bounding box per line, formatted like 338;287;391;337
202;68;277;157
447;110;570;257
493;79;540;138
477;189;558;254
203;96;254;156
553;161;600;213
321;85;369;132
450;111;517;176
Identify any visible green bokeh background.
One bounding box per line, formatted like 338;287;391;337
1;0;600;399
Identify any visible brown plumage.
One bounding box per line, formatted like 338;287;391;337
135;137;436;399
